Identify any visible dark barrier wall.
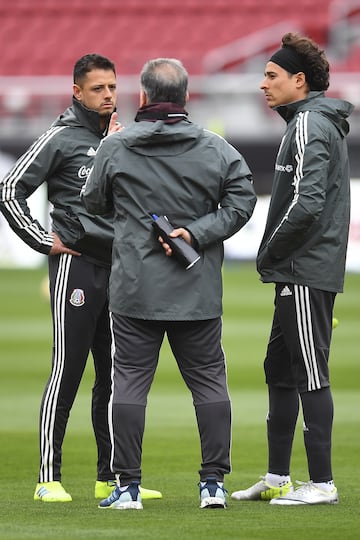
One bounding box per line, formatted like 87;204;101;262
1;138;360;196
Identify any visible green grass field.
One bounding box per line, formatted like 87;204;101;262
0;263;359;539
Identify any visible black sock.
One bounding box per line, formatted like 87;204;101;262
267;385;299;475
301;387;334;482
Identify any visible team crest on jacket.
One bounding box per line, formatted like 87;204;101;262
69;288;85;306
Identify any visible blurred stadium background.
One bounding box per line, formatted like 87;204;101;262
0;6;359;533
0;0;359;270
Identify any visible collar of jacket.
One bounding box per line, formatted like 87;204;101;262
72;96;114;136
274;91;324;123
135;102;188;124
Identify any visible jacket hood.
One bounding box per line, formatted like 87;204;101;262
119;119;203;156
52;97;110;136
275;91;354;137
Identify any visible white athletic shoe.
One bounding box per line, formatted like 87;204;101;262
269;481;339;505
231;476;293;501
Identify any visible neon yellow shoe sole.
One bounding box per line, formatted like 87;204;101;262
34;481;72;502
95;481;162;500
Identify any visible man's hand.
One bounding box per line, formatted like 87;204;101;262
50;232;81;256
158;227;192;257
108;112;124;135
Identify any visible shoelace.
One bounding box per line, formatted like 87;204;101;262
293;481;314;493
107;486;121;502
106;481;116;488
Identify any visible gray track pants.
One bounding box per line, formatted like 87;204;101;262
109;314;232;484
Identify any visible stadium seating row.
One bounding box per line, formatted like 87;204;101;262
1;0;358;76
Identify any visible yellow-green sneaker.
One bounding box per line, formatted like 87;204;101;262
34;481;72;502
95;480;117;499
95;480;162;500
231;476;293;501
139;486;162;500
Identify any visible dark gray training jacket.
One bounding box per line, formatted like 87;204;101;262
257;92;354;293
0;98;114;266
82;119;257;320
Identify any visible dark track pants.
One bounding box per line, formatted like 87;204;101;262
109;315;232;484
264;283;336;482
38;254;113;482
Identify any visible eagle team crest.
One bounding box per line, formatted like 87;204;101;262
69;288;85;307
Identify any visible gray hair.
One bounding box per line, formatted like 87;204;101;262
140;58;188;106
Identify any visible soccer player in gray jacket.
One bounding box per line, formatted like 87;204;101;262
82;57;257;509
0;54;160;503
231;33;353;506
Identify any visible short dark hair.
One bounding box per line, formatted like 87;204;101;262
281;33;330;91
140;58;188;106
73;53;116;85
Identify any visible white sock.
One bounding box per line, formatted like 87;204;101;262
265;473;291;487
313;480;335;492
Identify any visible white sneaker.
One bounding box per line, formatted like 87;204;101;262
269;481;339;505
231;476;293;501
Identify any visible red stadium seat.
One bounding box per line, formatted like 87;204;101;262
0;0;358;76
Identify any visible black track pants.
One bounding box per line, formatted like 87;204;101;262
265;283;336;482
264;283;335;392
38;254;113;482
